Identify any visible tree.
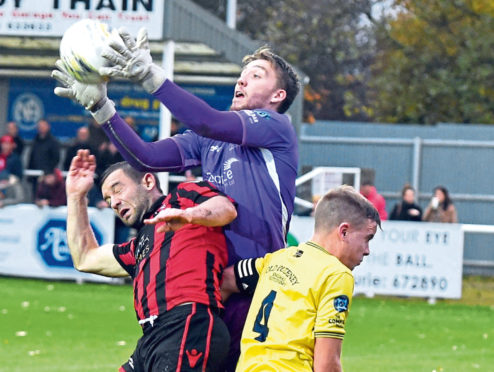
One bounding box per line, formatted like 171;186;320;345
366;0;494;124
192;0;379;122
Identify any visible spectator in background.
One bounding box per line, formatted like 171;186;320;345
0;171;25;208
28;119;61;198
390;184;423;221
63;126;95;171
6;121;24;156
168;118;200;191
34;167;66;208
88;119;108;156
360;181;388;221
96;141;124;178
423;185;458;223
123;116;138;133
171;117;187;135
0;135;23;180
310;194;322;217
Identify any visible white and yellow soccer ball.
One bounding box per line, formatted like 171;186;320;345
59;19;113;84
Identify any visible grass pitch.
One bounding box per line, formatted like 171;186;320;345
1;276;493;371
0;276;138;372
343;276;494;372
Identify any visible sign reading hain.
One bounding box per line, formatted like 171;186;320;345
0;0;164;39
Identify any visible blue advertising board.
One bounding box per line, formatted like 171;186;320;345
36;218;103;268
8;77;234;142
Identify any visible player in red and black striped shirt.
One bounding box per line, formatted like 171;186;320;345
66;149;237;372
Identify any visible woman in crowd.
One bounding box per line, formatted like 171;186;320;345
390;184;423;221
423;185;458;223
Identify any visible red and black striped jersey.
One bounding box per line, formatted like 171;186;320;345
113;181;232;322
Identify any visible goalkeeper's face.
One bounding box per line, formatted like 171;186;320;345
231;59;285;112
101;169;151;228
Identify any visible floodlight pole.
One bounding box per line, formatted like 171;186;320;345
226;0;237;29
158;39;175;194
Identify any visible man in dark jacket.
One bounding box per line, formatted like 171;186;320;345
27;119;61;199
28;119;61;172
63;126;95;171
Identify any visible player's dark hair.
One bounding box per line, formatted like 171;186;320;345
243;46;300;114
99;161;162;193
314;185;381;233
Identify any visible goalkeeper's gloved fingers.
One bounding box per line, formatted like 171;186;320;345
54;59;69;75
52;69;72;89
117;27;138;52
135;28;150;50
53;86;74;99
99;65;124;78
102;46;129;68
52;60;73;86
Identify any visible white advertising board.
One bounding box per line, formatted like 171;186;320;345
288;218;464;299
0;0;165;39
0;204;116;282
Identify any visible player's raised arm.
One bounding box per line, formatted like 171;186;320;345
100;28;244;140
66;149;128;277
52;61;184;172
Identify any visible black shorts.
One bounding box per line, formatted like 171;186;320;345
120;303;230;372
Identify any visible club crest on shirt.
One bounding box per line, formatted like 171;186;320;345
136;236;150;263
257;111;271;119
333;295;349;312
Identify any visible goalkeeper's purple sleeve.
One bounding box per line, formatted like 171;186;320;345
152;80;244;144
102;113;184;172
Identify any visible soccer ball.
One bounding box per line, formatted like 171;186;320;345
59;19;113;84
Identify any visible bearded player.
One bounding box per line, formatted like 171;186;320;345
66;150;237;371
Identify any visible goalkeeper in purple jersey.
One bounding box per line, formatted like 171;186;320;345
52;27;300;371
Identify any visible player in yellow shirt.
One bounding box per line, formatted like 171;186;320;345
222;185;381;371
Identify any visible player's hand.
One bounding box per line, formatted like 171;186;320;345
99;27;166;93
143;208;193;233
66;149;97;198
51;60;115;124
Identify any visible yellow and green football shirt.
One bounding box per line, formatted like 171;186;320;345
235;241;354;372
